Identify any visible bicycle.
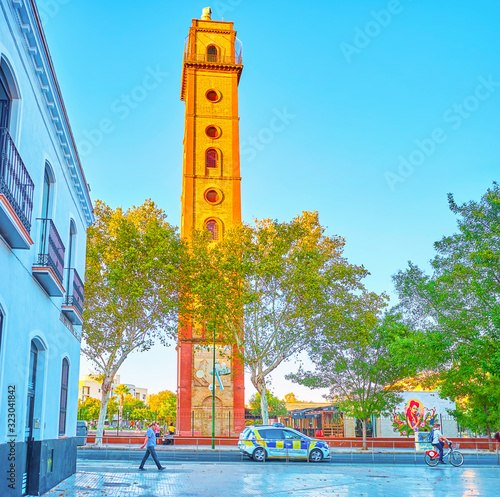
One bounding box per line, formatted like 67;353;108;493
424;442;464;467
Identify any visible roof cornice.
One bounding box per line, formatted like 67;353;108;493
10;0;94;226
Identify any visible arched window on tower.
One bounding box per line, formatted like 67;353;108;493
207;45;218;62
206;220;219;241
206;149;218;170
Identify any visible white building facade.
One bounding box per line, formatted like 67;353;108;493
0;1;93;495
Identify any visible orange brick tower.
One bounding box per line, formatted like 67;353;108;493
178;7;245;436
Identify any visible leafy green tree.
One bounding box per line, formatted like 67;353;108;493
186;212;371;425
131;407;155;422
249;391;288;418
148;390;177;424
284;393;298;403
441;368;500;447
122;395;145;424
114;384;130;430
158;395;177;424
78;398;101;421
393;183;500;446
289;312;417;449
82;200;184;444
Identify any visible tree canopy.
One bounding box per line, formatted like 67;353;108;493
148;390;177;423
249;391;288;418
289;307;416;448
82;199;184;443
393;183;500;444
185;211;371;424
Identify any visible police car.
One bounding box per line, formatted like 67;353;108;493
238;424;329;462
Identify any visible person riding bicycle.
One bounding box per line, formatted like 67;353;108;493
432;423;451;464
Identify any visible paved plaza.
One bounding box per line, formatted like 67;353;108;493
42;460;499;497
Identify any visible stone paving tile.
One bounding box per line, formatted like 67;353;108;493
43;460;500;497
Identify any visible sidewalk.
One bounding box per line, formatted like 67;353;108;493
79;443;500;456
43;459;500;497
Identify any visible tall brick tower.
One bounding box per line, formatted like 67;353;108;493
178;7;245;436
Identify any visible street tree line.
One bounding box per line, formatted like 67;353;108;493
78;390;177;427
83;183;500;447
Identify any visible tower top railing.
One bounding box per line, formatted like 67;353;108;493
183;53;242;65
183;36;243;66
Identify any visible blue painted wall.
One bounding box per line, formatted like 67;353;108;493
0;1;93;495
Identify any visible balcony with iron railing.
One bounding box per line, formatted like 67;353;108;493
183;52;243;65
32;218;65;296
0;127;35;249
62;268;84;325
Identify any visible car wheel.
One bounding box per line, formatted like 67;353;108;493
252;447;266;462
309;449;323;462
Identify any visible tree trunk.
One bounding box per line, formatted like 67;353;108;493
362;418;367;450
95;375;113;446
484;404;493;451
260;382;269;425
251;372;269;425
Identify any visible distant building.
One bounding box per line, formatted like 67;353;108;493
0;1;93;495
79;375;118;402
79;374;148;403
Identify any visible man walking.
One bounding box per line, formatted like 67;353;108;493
139;422;165;471
432;423;451;464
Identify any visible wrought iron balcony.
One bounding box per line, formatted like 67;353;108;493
32;218;65;296
62;268;84;325
183;53;243;65
0;127;35;248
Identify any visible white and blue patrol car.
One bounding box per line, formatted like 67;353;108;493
238;424;330;462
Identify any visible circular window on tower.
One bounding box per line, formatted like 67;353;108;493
206;89;221;102
205;125;221;139
204;188;223;205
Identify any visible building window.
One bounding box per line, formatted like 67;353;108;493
206;220;219;241
0;67;12;128
0;310;3;356
26;341;38;445
206;89;220;102
207;45;218;62
204;188;223;205
59;358;69;435
206;126;220;139
206;149;218;169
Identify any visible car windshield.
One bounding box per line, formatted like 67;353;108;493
240;428;252;439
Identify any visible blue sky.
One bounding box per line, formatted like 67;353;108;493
40;0;500;401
